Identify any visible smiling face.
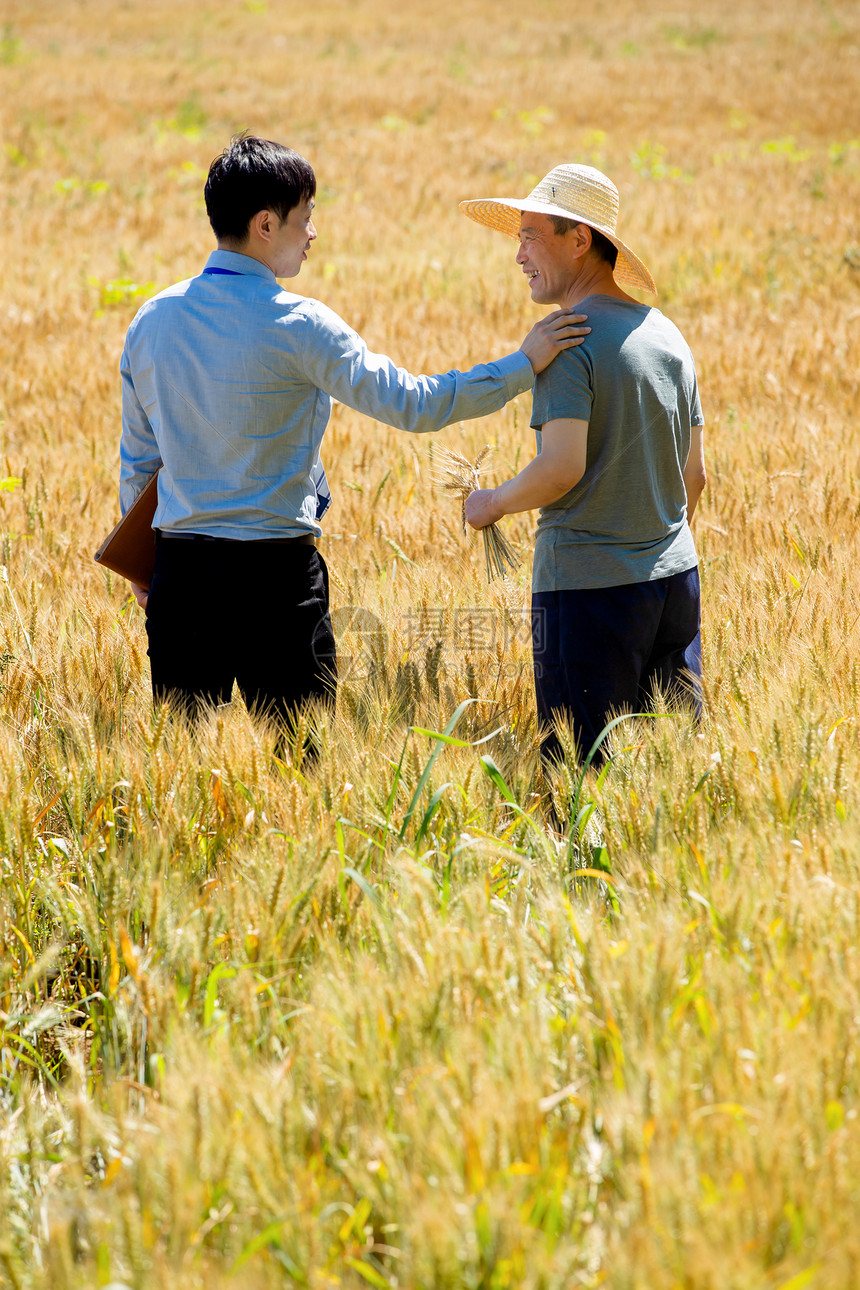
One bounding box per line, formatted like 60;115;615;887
515;212;589;305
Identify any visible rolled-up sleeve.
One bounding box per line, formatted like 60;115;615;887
298;304;533;433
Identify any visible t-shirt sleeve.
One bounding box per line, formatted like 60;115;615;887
530;346;594;429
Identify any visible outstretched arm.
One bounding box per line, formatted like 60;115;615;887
465;417;588;529
299;305;590;435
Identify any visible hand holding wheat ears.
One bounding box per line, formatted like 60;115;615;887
434;446;519;582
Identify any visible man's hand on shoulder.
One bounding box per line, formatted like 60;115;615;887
519;309;590;375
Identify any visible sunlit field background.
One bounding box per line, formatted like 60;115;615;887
1;1;860;1286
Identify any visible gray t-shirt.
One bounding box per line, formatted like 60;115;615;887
530;295;704;592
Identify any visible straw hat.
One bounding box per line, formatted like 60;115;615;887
459;163;657;295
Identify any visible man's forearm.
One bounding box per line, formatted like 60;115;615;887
465;417;588;530
493;453;578;517
465;455;581;529
684;468;706;522
303;309;535;435
683;424;706;524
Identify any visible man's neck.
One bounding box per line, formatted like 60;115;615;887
217;239;256;260
217;239;282;277
562;263;636;309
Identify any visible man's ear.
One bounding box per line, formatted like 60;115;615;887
573;223;594;260
249;209;274;243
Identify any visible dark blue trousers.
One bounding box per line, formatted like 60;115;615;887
532;567;702;764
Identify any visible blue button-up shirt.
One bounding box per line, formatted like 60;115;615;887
119;248;534;539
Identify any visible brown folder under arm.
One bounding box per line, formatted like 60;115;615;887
94;470;159;589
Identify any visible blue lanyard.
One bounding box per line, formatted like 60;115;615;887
202;266;244;275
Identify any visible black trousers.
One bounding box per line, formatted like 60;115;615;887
532;567;702;765
145;533;337;727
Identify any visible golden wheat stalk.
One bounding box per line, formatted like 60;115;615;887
433;446;519;581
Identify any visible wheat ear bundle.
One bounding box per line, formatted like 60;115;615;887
433;445;519;581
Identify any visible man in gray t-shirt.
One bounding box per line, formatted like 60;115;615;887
461;164;707;765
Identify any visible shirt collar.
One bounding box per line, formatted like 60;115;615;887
204;248;278;282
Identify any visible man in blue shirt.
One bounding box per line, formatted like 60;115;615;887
120;134;587;732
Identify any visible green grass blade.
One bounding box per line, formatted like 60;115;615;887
342;866;382;911
415;781;453;846
398;699;474;840
479;754;517;804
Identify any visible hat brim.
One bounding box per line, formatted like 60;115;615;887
459;195;657;296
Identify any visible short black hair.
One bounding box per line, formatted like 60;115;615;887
204;132;316;242
548;214;618;269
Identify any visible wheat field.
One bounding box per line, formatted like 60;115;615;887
1;0;860;1286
